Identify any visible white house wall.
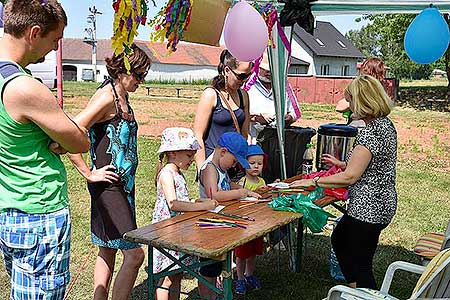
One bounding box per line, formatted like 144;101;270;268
291;38;315;75
149;63;217;82
63;62;217;83
63;62;108;82
313;56;358;76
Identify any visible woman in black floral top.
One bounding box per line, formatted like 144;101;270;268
291;75;397;289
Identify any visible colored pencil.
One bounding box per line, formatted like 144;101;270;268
210;217;248;225
196;224;233;229
238;201;266;209
239;199;271;203
198;218;247;229
215;212;255;221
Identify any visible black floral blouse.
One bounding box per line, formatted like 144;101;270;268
347;117;398;224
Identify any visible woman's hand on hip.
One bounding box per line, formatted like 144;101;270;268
87;165;120;183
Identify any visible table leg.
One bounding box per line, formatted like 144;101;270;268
295;218;304;273
222;252;233;300
148;246;154;300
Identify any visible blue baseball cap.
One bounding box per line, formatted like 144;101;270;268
217;132;250;169
247;145;265;157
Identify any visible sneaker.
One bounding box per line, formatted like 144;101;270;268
234;279;247;295
245;275;262;290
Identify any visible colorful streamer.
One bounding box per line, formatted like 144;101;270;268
112;0;149;70
148;0;193;55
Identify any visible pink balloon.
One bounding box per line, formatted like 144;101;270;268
223;1;268;62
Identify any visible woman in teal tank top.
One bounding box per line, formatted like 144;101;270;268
67;44;152;300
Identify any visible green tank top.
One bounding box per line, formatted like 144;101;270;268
0;61;68;214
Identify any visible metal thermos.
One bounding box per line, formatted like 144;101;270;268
316;123;358;170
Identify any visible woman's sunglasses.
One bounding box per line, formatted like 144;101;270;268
132;70;148;81
228;68;251;81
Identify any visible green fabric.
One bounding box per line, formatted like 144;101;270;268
0;60;68;214
268;188;334;233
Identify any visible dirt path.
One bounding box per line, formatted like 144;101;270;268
65;96;450;169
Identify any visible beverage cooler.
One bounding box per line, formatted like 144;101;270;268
316;123;358;171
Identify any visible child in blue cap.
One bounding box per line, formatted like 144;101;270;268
197;132;260;300
234;144;266;294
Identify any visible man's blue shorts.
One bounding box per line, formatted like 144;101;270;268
0;207;71;300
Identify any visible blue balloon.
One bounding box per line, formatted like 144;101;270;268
404;7;450;64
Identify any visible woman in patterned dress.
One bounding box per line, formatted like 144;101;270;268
290;75;397;289
68;44;152;300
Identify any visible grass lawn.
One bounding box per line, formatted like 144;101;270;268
400;77;448;87
1;81;450;300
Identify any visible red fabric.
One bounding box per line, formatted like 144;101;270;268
303;166;348;200
234;237;264;259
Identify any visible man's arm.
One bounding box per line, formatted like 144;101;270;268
3;76;90;153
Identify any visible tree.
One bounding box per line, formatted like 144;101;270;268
346;14;438;81
345;27;380;57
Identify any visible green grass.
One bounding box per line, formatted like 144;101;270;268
2;82;450;299
400;77;449;88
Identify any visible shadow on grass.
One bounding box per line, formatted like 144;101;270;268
132;234;421;300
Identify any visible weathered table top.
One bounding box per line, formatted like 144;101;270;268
124;195;336;260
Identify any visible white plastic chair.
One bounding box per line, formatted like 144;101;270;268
326;248;450;300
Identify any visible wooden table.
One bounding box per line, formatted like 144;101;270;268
125;195;337;300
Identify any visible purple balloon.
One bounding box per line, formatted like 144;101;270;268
224;1;268;62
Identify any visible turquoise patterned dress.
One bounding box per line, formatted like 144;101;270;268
88;79;140;249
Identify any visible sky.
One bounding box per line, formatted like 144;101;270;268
59;0;368;42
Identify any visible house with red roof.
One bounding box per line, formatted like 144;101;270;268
62;21;364;82
62;38;225;82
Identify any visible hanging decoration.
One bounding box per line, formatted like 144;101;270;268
243;6;302;120
404;5;450;64
224;1;269;62
181;0;230;46
279;0;316;34
148;0;193;55
112;0;149;70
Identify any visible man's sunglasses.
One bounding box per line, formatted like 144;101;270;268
229;68;251;81
132;70;148;81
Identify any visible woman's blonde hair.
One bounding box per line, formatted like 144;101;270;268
344;75;393;119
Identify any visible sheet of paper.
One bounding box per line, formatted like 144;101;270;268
267;182;290;189
209;205;225;213
240;196;259;201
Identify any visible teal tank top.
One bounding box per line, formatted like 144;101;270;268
0;61;68;214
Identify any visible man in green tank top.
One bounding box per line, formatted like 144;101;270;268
0;1;90;299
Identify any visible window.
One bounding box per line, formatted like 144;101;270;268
289;66;307;75
320;64;330;75
337;40;347;49
341;65;349;76
315;38;325;47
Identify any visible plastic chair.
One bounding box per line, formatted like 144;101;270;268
326;248;450;300
414;219;450;265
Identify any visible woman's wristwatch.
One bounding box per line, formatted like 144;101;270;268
312;176;320;187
